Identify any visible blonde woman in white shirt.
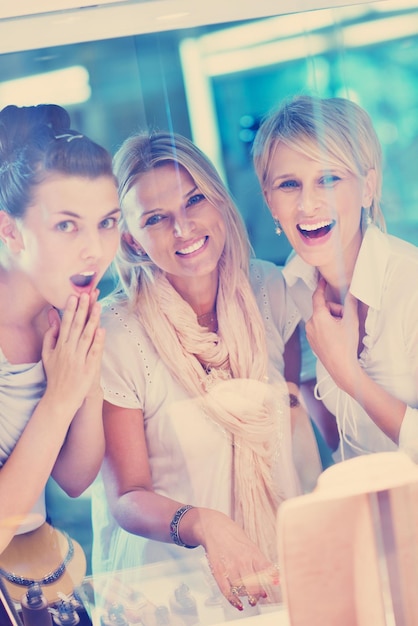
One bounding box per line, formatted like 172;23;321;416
91;131;304;613
253;95;418;463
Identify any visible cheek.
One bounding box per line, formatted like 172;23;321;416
265;191;285;217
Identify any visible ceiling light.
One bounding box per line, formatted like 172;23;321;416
0;66;91;107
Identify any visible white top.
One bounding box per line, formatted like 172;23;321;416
283;225;418;462
0;347;47;533
91;259;300;574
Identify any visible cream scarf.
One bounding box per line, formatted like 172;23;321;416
133;264;288;561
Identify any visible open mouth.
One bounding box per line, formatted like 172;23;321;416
176;236;207;256
70;271;96;288
297;219;336;239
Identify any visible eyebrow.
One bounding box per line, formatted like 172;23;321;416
140;185;199;217
272;173;293;181
55;207;121;219
184;185;198;198
272;167;341;182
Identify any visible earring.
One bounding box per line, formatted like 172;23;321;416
273;218;282;236
362;206;372;227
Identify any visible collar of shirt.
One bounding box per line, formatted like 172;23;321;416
283;224;390;311
350;224;389;310
282;252;318;290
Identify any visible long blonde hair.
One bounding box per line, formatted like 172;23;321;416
111;130;289;559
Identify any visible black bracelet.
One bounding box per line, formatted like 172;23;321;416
169;505;197;549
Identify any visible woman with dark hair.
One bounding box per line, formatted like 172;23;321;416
0;104;120;564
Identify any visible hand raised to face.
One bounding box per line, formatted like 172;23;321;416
41;290;105;418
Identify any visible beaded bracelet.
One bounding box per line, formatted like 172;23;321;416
169;505;197;549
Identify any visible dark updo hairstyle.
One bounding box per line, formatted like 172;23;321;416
0;103;115;219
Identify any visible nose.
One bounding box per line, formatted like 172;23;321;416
80;229;103;260
299;184;322;215
173;209;194;238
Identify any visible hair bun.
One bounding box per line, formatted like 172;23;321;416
0;104;72;157
0;103;70;132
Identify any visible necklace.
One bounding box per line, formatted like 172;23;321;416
0;532;74;587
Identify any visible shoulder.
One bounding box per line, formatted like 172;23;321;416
101;297;155;358
249;258;286;292
381;232;418;298
101;297;139;334
250;258;300;339
387;232;418;266
363;225;418;269
386;236;418;319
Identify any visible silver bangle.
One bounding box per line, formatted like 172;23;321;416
169;505;197;549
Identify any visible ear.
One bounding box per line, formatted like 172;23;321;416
263;187;272;209
121;231;144;255
0;211;24;252
362;168;377;209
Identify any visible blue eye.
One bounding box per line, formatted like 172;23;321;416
278;180;299;189
100;217;118;229
145;214;165;227
186;193;205;207
56;221;76;232
321;174;341;185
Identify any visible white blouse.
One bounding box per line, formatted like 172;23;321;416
92;259;300;573
283;225;418;462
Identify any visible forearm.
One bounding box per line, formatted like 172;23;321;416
0;392;74;551
108;484;230;551
104;473;277;608
339;365;406;444
52;390;105;496
109;487;196;545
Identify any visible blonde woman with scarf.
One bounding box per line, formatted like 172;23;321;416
91;131;304;612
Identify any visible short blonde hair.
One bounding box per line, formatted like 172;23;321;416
252;95;385;230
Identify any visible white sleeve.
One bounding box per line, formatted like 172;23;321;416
251;259;301;343
250;259;301;379
100;306;147;410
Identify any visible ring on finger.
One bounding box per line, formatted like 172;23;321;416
230;585;247;596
